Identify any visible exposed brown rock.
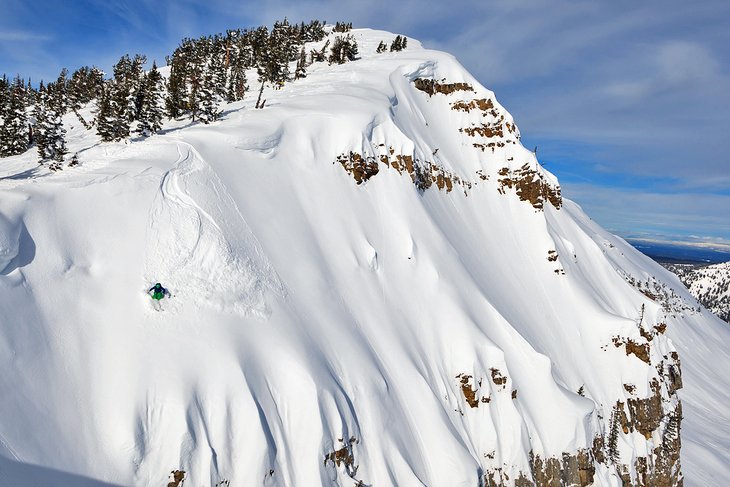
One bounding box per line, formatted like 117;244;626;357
167;470;186;487
615;400;631;435
631;402;683;487
324;445;354;468
456;373;490;408
324;436;364;481
606;380;683;486
612;336;651;364
460;123;504;138
337;151;379;184
413;78;475;96
456;374;479;408
592;435;606;464
473;141;506;152
490;368;507;389
450;98;495;112
664;359;683;394
497;164;563;210
528;450;594;487
626;392;663;439
337;147;470;194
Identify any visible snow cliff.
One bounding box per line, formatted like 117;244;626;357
1;28;729;487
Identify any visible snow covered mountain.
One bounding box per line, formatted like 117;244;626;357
662;262;730;323
1;27;729;487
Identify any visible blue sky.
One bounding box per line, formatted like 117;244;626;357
1;0;728;249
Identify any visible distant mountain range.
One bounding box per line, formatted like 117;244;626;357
627;239;730;264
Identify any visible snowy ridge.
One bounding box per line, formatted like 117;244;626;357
0;27;729;487
662;261;730;323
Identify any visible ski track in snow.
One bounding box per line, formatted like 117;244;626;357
143;140;282;317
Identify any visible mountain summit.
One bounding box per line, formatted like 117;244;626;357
0;26;729;487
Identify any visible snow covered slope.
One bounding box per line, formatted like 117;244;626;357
1;28;729;487
663;262;730;323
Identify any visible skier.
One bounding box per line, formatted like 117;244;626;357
148;282;171;301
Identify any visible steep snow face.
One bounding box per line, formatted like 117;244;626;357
1;28;729;487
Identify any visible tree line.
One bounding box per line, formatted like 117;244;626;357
0;20;410;168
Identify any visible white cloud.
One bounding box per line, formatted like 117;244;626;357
655;40;720;85
0;31;52;42
563;182;730;243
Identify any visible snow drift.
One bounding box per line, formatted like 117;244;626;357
0;28;729;487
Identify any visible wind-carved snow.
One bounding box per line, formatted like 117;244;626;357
0;27;728;487
0;212;21;274
144;141;283;316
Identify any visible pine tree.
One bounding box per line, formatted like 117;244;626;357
137;62;164;136
210;36;228;100
390;35;407;52
607;404;621;464
226;57;247;102
67;66;102;129
328;35;359;64
109;83;130;140
295;46;308;80
344;36;359;61
48;68;68;115
33;84;50;161
47;109;67;163
390;36;399;52
376;41;387;53
224;30;249;103
24;77;37;106
105;54;141;140
187;52;204;121
271;18;298;66
0;75;11;153
0;76;29;157
310;39;330;63
68;152;79;167
254;25;291;108
96;83;116;142
166;50;188;118
134;72;148;124
252;19;299;103
90;67;105;98
106;54;145;138
34;81;67;165
68;66;94;110
0;75;9;113
301;20;326;42
196;67;220;124
333;22;353;33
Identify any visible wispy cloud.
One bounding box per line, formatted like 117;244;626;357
0;31;52;42
563;182;730;244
